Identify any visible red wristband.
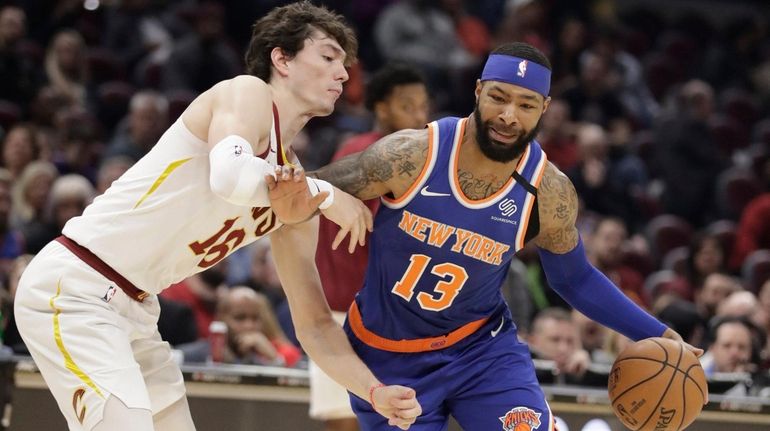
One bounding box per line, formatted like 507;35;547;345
369;383;385;408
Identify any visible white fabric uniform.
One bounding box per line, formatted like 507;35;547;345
15;114;285;430
308;311;356;420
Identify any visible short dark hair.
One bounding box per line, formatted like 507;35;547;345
491;42;552;71
244;1;358;81
364;63;425;111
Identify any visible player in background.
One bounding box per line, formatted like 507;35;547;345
312;64;428;431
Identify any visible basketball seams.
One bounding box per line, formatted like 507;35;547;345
635;340;682;431
610;339;707;431
683;363;707;403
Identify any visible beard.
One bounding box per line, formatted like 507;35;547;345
473;103;542;163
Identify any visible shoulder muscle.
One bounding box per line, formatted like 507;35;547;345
533;162;580;253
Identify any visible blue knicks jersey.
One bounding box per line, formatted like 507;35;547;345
355;117;548;340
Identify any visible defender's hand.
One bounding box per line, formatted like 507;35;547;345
371;385;422;430
266;166;328;225
321;187;373;253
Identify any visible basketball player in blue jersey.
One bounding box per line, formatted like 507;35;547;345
271;41;703;430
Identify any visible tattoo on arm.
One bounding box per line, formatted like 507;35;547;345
312;129;428;199
534;163;580;253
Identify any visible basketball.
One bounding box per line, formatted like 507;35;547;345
608;337;708;431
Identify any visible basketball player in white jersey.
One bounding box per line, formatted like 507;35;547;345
14;3;421;430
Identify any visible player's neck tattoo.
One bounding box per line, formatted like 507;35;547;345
457;170;507;200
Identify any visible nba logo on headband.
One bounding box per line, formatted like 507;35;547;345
481;54;551;97
517;60;527;78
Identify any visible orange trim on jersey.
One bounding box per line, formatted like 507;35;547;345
382;123;435;204
133;157;193;209
531;152;548;188
452;119;519;205
347;301;488;352
515;152;548;250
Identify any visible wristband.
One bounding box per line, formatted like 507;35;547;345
369;383;385;408
307;178;335;210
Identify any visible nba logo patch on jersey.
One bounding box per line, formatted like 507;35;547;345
517;60;528;78
102;286;117;303
500;406;541;431
234;145;243;155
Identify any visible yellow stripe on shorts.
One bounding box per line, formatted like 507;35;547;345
50;279;104;398
133;157;193;209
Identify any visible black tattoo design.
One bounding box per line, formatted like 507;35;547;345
534;163;579;253
457;170;507;200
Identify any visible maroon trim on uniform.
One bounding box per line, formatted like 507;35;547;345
272;103;285;166
56;236;149;302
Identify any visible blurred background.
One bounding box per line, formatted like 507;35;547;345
0;0;770;430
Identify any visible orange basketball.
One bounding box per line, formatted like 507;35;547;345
608;337;708;431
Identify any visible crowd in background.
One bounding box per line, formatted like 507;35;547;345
1;0;770;397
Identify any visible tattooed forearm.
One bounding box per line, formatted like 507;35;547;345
312;129;428;199
457;170;506;200
534;163;580;253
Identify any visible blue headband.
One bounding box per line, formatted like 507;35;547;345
480;54;551;97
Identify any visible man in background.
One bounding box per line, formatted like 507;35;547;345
312;63;428;431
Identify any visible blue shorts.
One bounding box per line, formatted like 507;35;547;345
344;316;556;431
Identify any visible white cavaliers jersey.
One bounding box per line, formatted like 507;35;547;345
63;106;287;294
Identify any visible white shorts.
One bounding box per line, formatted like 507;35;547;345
14;241;186;430
308;311;356;420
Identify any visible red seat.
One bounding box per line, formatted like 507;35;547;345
662;246;690;276
709;115;750;157
721;89;759;128
97;81;135;130
166;90;197;122
741;249;770;293
645;214;693;260
87;49;126;85
716;168;762;220
0;100;22;132
706;219;737;256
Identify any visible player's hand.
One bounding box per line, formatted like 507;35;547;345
321;187;373;253
662;328;703;357
371;385;422;430
266;166;328;225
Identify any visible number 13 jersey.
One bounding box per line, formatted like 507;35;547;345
356;117;547;341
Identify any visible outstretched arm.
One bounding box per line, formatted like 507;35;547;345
534;163;702;356
270;219;422;428
312;128;430;200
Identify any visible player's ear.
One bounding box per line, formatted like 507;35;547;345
474;80;482;102
270;47;291;78
542;96;551;115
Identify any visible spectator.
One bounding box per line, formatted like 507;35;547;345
217;287;301;367
1;123;39;180
106;91;169;161
654;80;725;227
585;217;646;306
10;160;57;232
162;265;227;340
2;254;32;354
682;233;728;295
695;273;743;324
0;169;23;283
95;155;134;195
162;2;241;93
44;29;91;108
0;6;40;106
537;98;578;172
23;173;94;253
528;308;591;379
701;316;760;377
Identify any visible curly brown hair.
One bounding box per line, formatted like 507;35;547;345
244;1;358;82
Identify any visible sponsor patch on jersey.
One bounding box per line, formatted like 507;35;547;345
500;406;542;431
